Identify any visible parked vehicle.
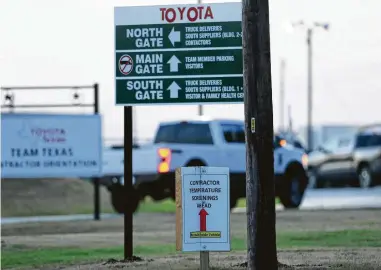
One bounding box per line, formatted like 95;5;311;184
276;131;307;151
101;118;309;213
307;123;381;189
297;124;359;151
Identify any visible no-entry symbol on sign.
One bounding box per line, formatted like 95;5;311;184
118;54;133;75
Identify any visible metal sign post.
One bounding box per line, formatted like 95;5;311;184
200;251;209;270
123;106;134;259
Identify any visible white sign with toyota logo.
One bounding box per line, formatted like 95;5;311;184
1;113;102;178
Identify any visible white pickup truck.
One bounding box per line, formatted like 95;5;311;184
101;118;309;213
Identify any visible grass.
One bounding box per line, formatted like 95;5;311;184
2;195;279;217
277;229;381;248
236;197;281;208
2;178;281;217
137;197;177;213
137;197;280;213
2;229;381;269
2;177;283;217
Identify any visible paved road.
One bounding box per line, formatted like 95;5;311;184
297;186;381;209
2;187;381;225
234;186;381;213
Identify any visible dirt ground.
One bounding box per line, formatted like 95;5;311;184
61;250;381;270
2;209;381;269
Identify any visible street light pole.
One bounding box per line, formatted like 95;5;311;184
279;58;286;131
198;104;203;116
287;105;293;132
307;28;313;152
292;21;329;151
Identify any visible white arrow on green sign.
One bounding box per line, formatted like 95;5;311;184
167;81;181;98
167;55;181;72
168;27;181;46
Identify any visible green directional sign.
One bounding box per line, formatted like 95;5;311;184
115;49;242;77
115;22;243;50
114;2;243;106
116;77;243;104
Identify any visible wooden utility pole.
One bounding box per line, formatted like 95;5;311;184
242;0;278;269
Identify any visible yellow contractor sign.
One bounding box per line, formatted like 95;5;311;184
176;166;231;252
190;231;221;238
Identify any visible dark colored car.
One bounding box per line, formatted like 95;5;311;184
307;124;381;188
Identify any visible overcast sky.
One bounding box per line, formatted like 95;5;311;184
1;0;380;141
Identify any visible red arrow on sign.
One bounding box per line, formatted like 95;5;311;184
199;208;209;231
